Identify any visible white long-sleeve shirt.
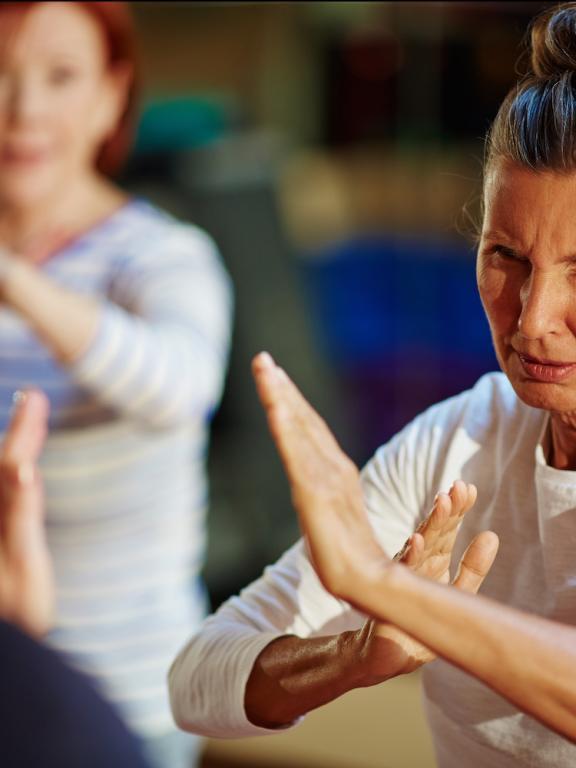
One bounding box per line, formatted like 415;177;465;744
169;372;576;767
0;198;233;737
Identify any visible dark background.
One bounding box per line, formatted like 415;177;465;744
122;1;551;608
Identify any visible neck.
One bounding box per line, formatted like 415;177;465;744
0;174;125;260
549;411;576;470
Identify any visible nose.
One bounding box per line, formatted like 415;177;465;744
2;75;46;126
517;269;566;339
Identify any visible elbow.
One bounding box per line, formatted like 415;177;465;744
146;366;226;430
146;397;216;431
168;695;194;735
167;654;186;731
167;662;231;739
167;652;204;736
135;383;222;430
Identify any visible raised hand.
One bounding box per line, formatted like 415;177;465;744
360;485;498;678
253;352;498;676
253;352;385;596
0;390;53;636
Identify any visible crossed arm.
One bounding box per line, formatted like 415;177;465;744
7;365;576;744
0;229;232;429
252;351;576;743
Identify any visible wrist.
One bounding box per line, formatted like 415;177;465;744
336;629;372;689
342;555;401;619
346;564;425;686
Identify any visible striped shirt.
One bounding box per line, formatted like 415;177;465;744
0;199;233;737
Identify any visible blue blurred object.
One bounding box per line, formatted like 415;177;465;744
300;234;499;462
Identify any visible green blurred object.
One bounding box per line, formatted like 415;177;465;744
133;94;234;154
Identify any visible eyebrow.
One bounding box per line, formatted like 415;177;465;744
480;231;519;247
40;51;87;62
481;230;514;241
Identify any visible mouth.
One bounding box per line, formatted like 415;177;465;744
0;145;49;166
516;352;576;383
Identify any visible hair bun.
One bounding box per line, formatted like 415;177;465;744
530;3;576;78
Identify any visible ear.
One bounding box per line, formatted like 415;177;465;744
94;62;133;142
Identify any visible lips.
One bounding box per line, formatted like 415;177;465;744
1;144;49;165
516;352;576;383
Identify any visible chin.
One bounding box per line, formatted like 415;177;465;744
498;347;576;415
507;376;576;415
0;172;57;209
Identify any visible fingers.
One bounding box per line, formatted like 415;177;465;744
252;352;348;488
392;480;481;584
0;390;53;637
253;352;332;440
1;390;49;553
2;389;49;468
452;530;500;594
252;351;279;411
415;481;477;542
398;533;424;568
252;351;303;417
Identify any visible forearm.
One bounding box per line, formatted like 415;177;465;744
372;565;576;741
169;540;372;737
68;305;229;427
1;257;231;427
0;258;99;363
245;631;369;728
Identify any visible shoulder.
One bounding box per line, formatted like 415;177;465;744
107;200;232;298
119;199;221;260
395;371;526;446
414;370;524;441
362;372;528;500
359;372;532;550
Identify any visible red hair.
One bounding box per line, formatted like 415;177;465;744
0;2;139;177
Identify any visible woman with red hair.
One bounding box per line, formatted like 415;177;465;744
0;3;232;767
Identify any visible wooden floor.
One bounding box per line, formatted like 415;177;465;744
201;757;304;768
200;757;250;768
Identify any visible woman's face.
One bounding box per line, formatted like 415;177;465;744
0;2;126;208
478;159;576;415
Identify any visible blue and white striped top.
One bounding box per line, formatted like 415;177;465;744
0;199;233;737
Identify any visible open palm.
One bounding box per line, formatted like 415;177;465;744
0;390;53;637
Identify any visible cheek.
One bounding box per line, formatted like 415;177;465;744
52;81;110;139
52;103;108;162
477;257;520;336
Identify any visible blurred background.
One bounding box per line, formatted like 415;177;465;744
121;3;550;766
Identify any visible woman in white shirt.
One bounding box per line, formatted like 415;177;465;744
168;4;576;767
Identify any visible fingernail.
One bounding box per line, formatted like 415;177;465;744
11;390;27;415
258;351;274;368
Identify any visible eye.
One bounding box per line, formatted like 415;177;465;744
47;65;78;87
492;245;529;264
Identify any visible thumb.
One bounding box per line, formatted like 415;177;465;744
452;530;499;594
